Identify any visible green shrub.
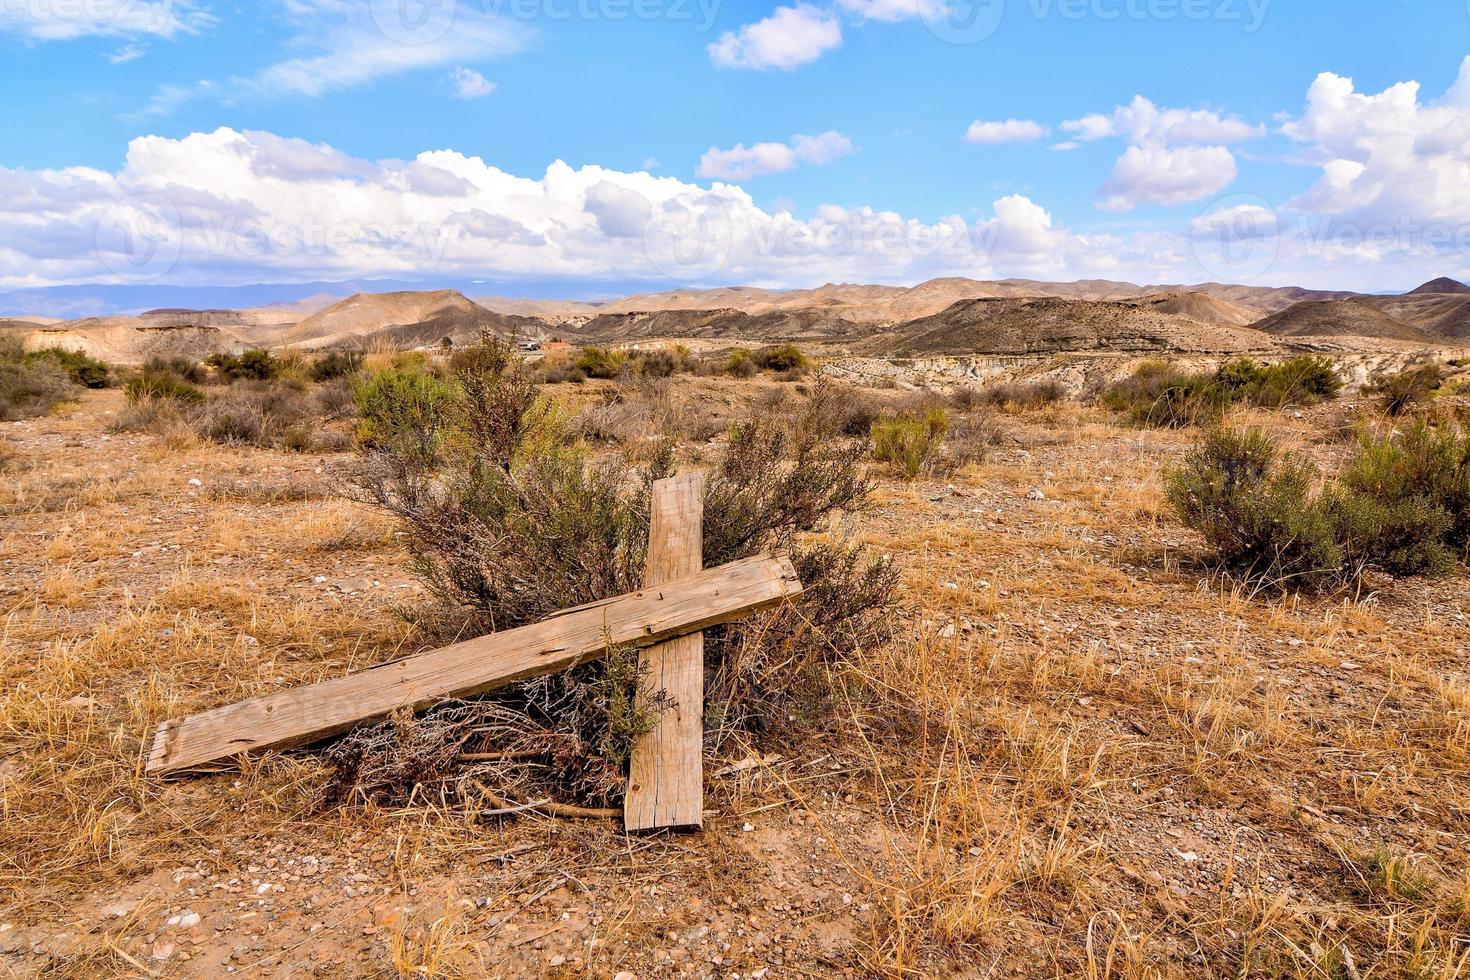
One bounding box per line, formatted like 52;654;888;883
1215;356;1342;408
724;349;758;378
1105;357;1342;427
1166;428;1344;589
1168;424;1468;589
751;344;810;374
573;347;627;380
124;370;205;405
1339;421;1470;554
340;336;893;807
0;345;76;420
353;368;456;464
205;349;281;382
310;351;364;382
1102;361;1227;428
27;347;109;388
1366;363;1443;417
872;408;949;479
1323;489;1454;579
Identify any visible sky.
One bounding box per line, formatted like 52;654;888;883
1;0;1469;297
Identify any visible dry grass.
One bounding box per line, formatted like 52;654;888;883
1;385;1469;977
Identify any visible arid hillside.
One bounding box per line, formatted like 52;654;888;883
1251;299;1433;342
283;290;540;349
10;276;1470;364
881;295;1276;356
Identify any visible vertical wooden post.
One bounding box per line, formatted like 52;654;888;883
625;473;705;832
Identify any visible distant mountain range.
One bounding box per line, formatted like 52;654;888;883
2;276;1467;363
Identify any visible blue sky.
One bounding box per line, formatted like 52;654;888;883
2;0;1469;295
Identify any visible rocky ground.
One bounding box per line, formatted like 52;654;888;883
2;384;1468;977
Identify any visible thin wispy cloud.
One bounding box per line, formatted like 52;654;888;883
132;0;524;116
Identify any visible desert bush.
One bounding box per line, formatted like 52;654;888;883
1104;357;1343;428
0;339;77;420
310;350;363;382
574;346;627;380
26;347;109;388
723;348;758;378
192;380;324;450
118;377;347;451
1167;425;1466;589
872;408;949;478
1323;489;1454;579
1167;428;1344;589
143;355;207;384
626;346;698;379
1102;361;1227;428
205;348;281;382
1215;356;1342;408
751;343;810;375
1339;420;1470;555
1366;363;1443;417
805;381;884;438
353;368;456;463
342;336;893;806
970;380;1066;410
123;369;205;406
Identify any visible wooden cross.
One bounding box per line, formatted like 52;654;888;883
146;475;792;836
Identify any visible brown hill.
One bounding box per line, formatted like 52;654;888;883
1143;291;1260;327
1407;277;1470;295
284;290;535;348
882;296;1275;356
573;308;866;344
14;323;247;363
1251;300;1431;342
1363;294;1470;340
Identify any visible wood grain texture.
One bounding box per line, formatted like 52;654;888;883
625;473;706;832
147;554;802;775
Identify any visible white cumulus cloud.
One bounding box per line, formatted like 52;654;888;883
698;131;854;180
1281;56;1470;228
1098;144;1239;211
708;4;842;70
964;119;1049;145
1062;96;1260;211
0;127;1109;291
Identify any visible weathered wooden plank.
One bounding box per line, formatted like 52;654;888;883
146;554;802;775
625;473;706;832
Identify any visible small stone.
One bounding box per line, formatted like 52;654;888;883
178;911;201;928
1175;850;1199;863
187;479;202;487
1340;661;1361;671
1026;488;1046;501
742;822;754;832
549;954;565;966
